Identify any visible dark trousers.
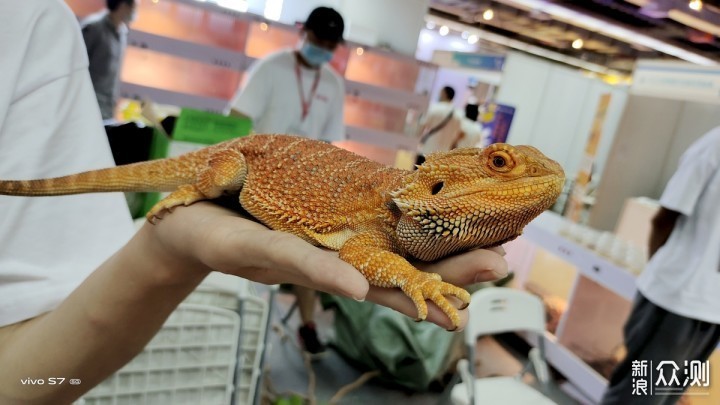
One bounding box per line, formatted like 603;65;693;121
601;293;720;405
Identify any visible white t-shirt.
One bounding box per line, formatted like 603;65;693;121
419;101;462;155
0;0;135;327
636;126;720;324
456;117;483;149
229;49;345;141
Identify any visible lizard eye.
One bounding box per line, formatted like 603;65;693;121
488;151;513;173
431;181;444;195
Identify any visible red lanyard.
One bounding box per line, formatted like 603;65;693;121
294;62;321;121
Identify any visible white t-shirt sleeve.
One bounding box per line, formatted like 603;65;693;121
0;0;134;327
659;139;720;217
230;57;272;122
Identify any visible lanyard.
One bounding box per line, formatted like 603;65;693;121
294;62;321;122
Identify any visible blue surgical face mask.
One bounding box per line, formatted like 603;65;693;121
299;42;334;67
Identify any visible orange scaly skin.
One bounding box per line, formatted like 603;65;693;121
0;134;565;329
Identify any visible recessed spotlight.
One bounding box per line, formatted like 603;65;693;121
356;47;364;56
689;0;703;11
572;38;584;49
461;31;470;39
259;22;269;31
483;9;494;21
426;21;436;30
439;25;450;36
468;34;479;44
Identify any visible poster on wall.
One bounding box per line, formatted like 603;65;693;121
479;103;515;144
565;93;612;222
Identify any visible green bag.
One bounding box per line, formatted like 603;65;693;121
321;295;462;392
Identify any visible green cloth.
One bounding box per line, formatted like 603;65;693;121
321;294;461;391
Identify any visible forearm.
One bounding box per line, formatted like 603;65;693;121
648;207;680;258
0;220;211;404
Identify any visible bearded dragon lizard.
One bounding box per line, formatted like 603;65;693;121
0;134;565;329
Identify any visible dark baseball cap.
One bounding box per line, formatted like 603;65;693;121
303;7;345;43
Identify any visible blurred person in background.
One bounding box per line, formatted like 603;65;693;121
601;126;720;405
80;0;138;121
229;7;345;142
416;86;463;165
228;6;347;354
455;103;483;148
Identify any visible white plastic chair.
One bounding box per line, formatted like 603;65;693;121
450;287;556;405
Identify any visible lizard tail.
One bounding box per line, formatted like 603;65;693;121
0;157;200;196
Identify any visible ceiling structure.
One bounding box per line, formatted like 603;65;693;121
427;0;720;75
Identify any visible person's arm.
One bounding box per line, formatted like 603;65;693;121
0;202;507;404
648;207;681;259
80;24;99;60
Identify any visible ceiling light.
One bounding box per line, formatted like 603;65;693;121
462;31;470;39
439;25;450;36
428;16;614;75
689;0;703;11
483;9;494;21
259;22;268;31
502;0;717;65
356;47;364;56
572;38;584;49
426;21;436;30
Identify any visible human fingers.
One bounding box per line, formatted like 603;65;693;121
202;219;370;300
415;248;508;286
365;286;469;331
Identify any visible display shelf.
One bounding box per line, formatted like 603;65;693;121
119;82;228;113
345;80;431;112
345;125;419;151
522;212;637;301
127;30;250;71
516;210;720;404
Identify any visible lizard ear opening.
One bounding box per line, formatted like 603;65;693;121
431;181;444;195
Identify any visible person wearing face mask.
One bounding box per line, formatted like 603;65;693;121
229;7;346;355
80;0;138;121
229;6;346;142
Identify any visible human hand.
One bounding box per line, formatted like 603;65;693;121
145;202;508;330
144;201;370;300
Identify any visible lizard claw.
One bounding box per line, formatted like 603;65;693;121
402;274;471;330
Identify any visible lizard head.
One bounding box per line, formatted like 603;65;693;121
390;143;565;261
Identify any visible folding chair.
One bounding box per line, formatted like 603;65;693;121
450;287;556;405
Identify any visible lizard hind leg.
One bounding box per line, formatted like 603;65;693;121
146;148;247;223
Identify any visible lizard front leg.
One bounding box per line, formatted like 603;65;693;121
339;231;471;330
147;148;247;223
